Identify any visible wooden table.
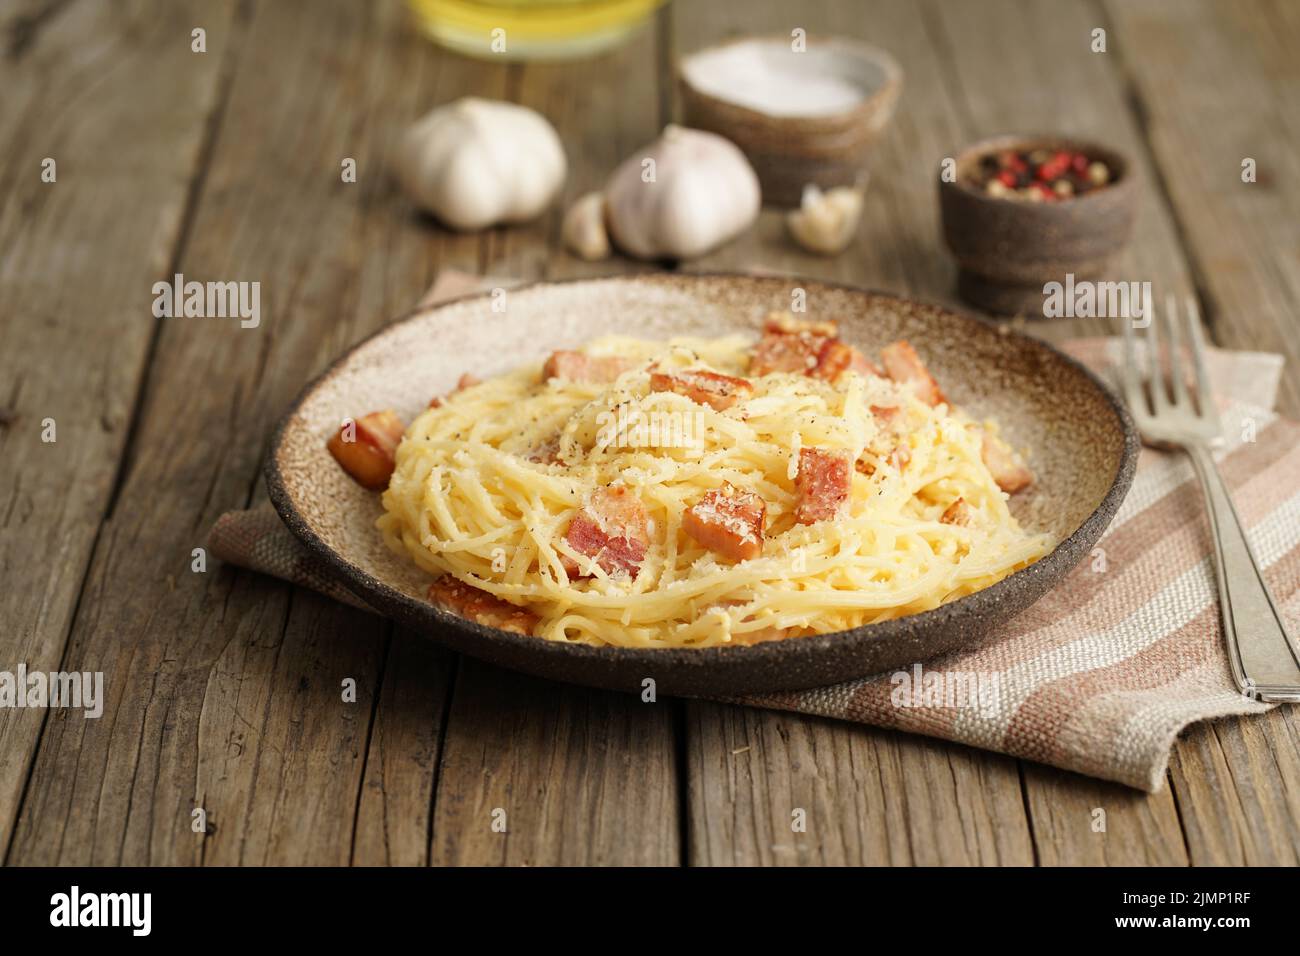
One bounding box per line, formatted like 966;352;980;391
2;0;1297;867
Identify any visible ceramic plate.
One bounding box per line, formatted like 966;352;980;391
267;274;1138;695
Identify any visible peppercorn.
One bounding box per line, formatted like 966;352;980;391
972;145;1113;202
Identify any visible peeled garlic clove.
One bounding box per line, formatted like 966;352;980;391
395;97;567;231
786;183;865;255
604;125;760;260
562;192;611;261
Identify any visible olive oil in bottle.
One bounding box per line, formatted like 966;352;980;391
408;0;664;61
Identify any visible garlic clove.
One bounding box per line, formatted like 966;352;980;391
396;97;567;232
786;182;865;255
562;192;611;261
604;125;761;261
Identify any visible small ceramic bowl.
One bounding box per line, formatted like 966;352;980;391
939;135;1139;316
679;36;902;207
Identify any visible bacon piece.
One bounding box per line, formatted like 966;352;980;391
326;410;405;490
750;314;838;376
682;483;767;562
751;314;880;383
880;340;946;406
940;498;973;526
563;486;651;576
981;430;1034;493
811;340;881;381
649;367;754;411
428;578;538;635
543;350;631;384
795;447;852;524
429;373;481;408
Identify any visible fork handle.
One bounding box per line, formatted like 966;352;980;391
1187;443;1300;702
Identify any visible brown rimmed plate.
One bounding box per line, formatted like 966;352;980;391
266;274;1138;696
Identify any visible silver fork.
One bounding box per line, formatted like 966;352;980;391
1121;296;1300;703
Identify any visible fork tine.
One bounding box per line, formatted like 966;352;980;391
1145;296;1168;413
1164;294;1190;408
1184;296;1214;418
1120;309;1148;415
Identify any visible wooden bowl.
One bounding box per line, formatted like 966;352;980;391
939;134;1139;316
267;274;1137;697
678;36;902;207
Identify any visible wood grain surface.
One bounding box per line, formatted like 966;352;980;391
0;0;1295;866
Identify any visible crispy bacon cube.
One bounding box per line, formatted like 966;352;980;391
428;578;538;635
682;483;767;562
751;314;881;383
563;486;651;576
542;350;631;384
750;314;839;376
881;340;946;407
326;410;405;490
981;430;1033;494
940;498;973;526
795;447;852;524
811;340;881;381
649;367;754;411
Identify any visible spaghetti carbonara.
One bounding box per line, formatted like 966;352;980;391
372;316;1051;648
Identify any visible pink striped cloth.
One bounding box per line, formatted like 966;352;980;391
211;274;1298;792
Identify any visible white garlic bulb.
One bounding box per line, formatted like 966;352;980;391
786;183;864;255
561;192;611;261
395;97;567;231
604;125;760;260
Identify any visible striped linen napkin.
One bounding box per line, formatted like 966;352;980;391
211;273;1298;792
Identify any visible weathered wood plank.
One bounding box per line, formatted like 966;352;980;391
429;14;682;866
0;0;239;859
1020;765;1187;865
687;703;1033;865
1101;0;1300;419
351;631;454;866
1166;710;1300;865
430;660;679;866
194;593;387;866
6;0;474;865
